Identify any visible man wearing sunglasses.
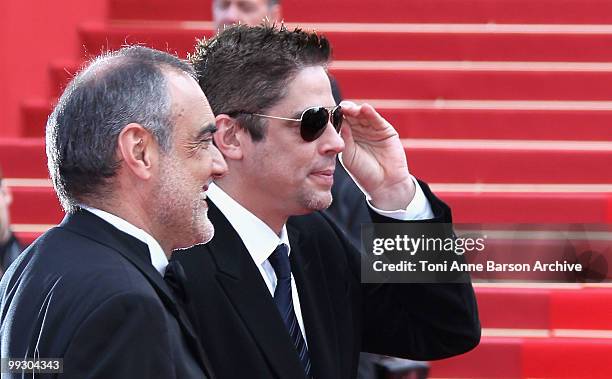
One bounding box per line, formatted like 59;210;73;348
210;4;387;378
172;24;480;379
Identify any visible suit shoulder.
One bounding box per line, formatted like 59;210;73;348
83;289;168;319
288;211;337;234
172;242;212;267
2;226;160;308
289;211;355;247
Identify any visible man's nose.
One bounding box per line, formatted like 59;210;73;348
211;145;228;179
318;120;345;155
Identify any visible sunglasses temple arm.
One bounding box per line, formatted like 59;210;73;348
252;113;302;122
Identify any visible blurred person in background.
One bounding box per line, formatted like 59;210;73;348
0;166;23;276
212;0;343;104
212;0;281;30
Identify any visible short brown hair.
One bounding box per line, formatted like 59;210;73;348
190;23;331;141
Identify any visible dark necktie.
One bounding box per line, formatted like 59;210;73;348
164;259;189;305
164;260;218;379
268;244;313;378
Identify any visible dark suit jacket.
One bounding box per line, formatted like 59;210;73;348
326;163;371;248
0;210;213;379
0;233;23;276
174;181;480;379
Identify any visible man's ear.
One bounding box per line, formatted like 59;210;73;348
117;123;158;180
213;114;245;161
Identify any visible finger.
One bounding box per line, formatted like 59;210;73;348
338;100;361;118
341;108;369;129
348;108;393;136
360;103;380;119
342;102;383;124
359;103;390;126
339;100;358;110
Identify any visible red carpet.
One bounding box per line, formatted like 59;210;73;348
2;0;612;377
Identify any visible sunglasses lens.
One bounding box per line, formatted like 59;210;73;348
331;106;343;131
300;107;329;142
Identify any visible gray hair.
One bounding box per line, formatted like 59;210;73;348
46;45;195;213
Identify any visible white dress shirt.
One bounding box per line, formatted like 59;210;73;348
206;175;434;343
206;184;309;342
338;154;434;220
80;205;169;276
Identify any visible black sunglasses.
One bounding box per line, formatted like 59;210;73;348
230;105;343;142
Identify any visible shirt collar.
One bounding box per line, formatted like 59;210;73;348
206;183;290;265
80;205;169;275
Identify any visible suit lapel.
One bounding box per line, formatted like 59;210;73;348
206;202;307;379
288;223;341;379
60;210;215;378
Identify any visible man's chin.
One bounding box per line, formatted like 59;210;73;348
194;207;214;244
199;219;215;244
201;226;215;245
172;220;215;252
303;191;333;212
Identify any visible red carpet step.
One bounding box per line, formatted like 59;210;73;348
403;139;612;184
388;107;612;141
110;0;612;24
442;191;612;223
10;186;63;225
8;186;611;234
0;139;48;178
522;337;612;379
477;286;612;330
49;57;612;101
3;138;612;183
430;337;523;378
332;67;612;101
23;98;612;141
21;99;52;137
476;288;551;329
550;288;612;330
405;139;612;184
78;22;612;63
430;336;612;378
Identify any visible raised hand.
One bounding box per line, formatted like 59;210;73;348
339;101;416;211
